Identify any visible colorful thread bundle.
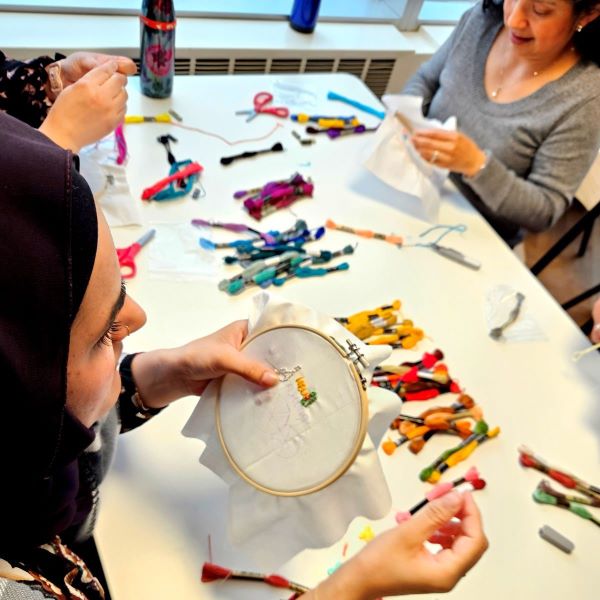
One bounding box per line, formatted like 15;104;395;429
519;447;600;528
519;446;600;500
336;300;425;349
193;219;354;294
234;172;313;220
201;562;309;595
141;134;203;201
291;113;377;139
379;349;500;483
372;350;460;400
418;425;500;484
383;394;481;457
395;467;486;523
326;220;403;248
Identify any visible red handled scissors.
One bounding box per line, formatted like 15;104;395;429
116;229;156;279
235;92;289;122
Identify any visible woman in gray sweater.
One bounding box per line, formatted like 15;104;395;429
404;0;600;245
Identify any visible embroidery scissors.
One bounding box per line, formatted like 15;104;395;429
235;92;289;122
116;229;156;279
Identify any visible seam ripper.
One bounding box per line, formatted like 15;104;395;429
430;244;481;270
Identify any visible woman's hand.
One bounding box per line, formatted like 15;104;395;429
308;491;488;600
411;129;487;177
131;320;279;409
57;52;136;88
39;60;129;152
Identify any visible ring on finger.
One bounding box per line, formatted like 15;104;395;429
431;150;440;164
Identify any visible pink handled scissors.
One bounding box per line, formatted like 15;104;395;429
116;229;156;279
235;92;289;122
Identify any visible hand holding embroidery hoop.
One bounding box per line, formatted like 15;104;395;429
183;292;400;568
216;324;369;497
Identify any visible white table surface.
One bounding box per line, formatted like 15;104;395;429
95;74;600;600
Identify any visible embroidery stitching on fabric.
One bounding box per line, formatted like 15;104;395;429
295;375;317;407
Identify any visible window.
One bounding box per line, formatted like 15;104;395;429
0;0;472;29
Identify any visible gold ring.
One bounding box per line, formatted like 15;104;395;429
431;150;439;164
123;324;131;337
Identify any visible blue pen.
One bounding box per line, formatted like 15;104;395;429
327;91;385;120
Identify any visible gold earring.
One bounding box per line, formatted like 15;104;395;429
576;23;583;32
123;324;131;337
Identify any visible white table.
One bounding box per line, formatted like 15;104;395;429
95;74;600;600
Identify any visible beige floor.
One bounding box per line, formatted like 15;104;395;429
524;200;600;328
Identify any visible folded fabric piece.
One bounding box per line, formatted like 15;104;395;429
182;292;400;568
364;94;456;222
79;135;142;227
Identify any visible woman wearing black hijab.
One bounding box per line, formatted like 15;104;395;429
0;99;487;600
0;106;281;596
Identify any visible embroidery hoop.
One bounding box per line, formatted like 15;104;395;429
215;324;368;497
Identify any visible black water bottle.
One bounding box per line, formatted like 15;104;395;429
289;0;321;33
140;0;176;98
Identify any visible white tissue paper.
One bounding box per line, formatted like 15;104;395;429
79;135;142;227
147;222;220;281
182;292;400;568
485;285;546;342
364;94;456;222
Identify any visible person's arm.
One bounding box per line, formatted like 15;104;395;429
0;50;57;127
116;321;278;430
401;7;474;115
410;95;600;233
462;97;600;232
304;492;488;600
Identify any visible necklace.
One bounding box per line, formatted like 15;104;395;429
491;66;541;99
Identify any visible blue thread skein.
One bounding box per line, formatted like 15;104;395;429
289;0;322;33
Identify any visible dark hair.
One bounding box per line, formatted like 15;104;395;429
482;0;600;66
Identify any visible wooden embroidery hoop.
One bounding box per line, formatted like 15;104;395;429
215;324;369;497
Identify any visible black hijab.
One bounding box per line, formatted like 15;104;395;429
0;112;98;552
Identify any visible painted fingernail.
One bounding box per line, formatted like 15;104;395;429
260;371;279;387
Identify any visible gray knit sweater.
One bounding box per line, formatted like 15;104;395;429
403;4;600;244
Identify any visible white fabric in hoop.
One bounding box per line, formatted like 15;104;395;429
218;326;365;495
182;292;400;568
